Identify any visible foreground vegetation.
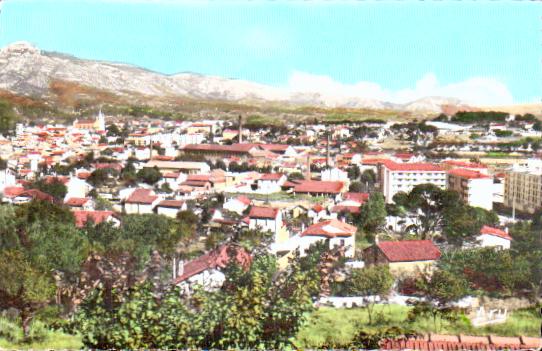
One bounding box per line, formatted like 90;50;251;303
295;305;541;349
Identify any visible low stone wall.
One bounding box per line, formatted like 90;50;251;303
471;296;539;311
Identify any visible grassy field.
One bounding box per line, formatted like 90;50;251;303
0;318;82;349
1;306;537;349
294;305;540;349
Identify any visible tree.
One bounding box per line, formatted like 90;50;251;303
0;99;17;135
87;168;116;187
159;182;173;193
356;192;386;234
136;166;162;185
347;265;394;324
72;252;318;349
0;250;55;337
438;247;529;296
0;202;89;337
346;165;361;181
348;181;364;193
359;169;376;190
106;124;121;137
287;171;305;182
393;184;460;239
509;221;542;301
442;206;498;246
408;269;469;332
28;178;67;201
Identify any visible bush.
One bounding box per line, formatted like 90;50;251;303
0;317;24;344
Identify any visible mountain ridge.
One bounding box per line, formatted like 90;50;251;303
0;41;473;113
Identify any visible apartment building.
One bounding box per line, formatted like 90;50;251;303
447;168;493;210
504;159;542;214
380;160;446;203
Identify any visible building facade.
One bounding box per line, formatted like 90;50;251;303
380;161;447;203
504;159;542;214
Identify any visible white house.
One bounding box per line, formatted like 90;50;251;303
174;245;251;294
65;176;93;200
124;188;161;214
248;206;285;242
223;196;251;215
474;225;512;249
299;219;357;257
0;168;16;192
380;160;447;203
155;200;187;218
447;168;493;210
321;167;349;182
256;173;286;193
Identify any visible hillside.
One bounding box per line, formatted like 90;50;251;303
2;41;539;122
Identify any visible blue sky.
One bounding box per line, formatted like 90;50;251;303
0;0;539;105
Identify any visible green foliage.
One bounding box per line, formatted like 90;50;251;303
348;181;363;192
451;111;508;124
408;269;469;332
295;305;540;348
393;183;498;244
87;168;117;187
494;129;513;137
347;265;394;324
136;166;162;185
442;206;498;247
287;171;305;181
0;99;18;135
509;221;542;300
28;178;67;200
356;192;386;233
73;252;317;349
16;200;74;226
438;247;530;296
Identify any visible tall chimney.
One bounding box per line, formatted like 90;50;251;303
326;131;331;168
305;153;311;180
238;115;243;144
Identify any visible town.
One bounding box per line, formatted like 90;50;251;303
0;105;540;350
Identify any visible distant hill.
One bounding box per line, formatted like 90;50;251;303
0;41;481;116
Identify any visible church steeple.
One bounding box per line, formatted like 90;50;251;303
96;109;106;131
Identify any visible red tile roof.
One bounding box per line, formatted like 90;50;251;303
17;189;54;202
77;171;91;179
3;186;25;198
174;244;251;284
330;205;361;214
125;189;158;204
259;173;284;181
65;197;91;207
381;160;443;172
312;204;325;213
343;192;370;203
235;196;252;206
302;219;357;238
157;200;185;209
376;240;441;262
448;168;490;179
294;180;344;194
380;334;541;351
479;225;512;240
73;210;114;228
183;143;260;154
249;206;279;219
443;160;487;169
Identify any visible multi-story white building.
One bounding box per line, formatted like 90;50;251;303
380;160;447;203
447;168;493;210
504;159;542;214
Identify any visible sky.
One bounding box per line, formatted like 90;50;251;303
0;0;540;105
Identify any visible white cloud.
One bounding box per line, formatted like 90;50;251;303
287;71;514;106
